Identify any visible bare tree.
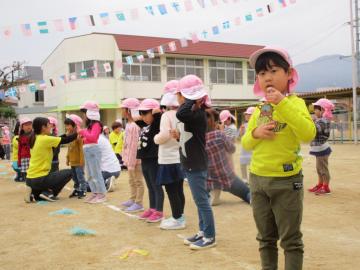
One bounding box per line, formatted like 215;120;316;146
0;61;31;91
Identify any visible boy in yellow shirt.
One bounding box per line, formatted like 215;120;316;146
241;47;316;270
109;121;125;169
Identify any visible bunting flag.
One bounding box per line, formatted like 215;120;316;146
168;41;177;52
38;21;49;34
234;16;241;25
18;85;27;93
267;4;274;13
60;75;69;84
80;69;87;78
158;4;168;15
70;73;77;80
223;21;230;29
256;8;264;17
245;14;253;21
201;30;208;39
190;32;200;44
39;80;47;89
125;56;134;65
115;59;123;68
103;63;112;72
49;78;56;87
99;13;110;25
68;17;78;30
28;83;37;92
3;27;12;38
172;2;181;12
145;6;155;15
115;11;126;21
5;87;17;97
131;9;139;20
146;49;155;58
184;0;194;11
21;24;32;36
86;15;96;26
278;0;287;7
180;37;188;47
212;26;220;35
54;19;65;31
136;54;145;62
157;45;165;55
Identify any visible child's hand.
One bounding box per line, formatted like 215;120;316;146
239;125;246;135
218;123;225;131
265;87;285;105
170;129;180;140
252;122;276;139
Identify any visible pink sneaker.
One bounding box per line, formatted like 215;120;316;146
139;208;155;220
146;211;164;223
84;193;97;203
91;194;107;204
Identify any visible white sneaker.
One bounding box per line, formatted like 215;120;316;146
160;217;186;230
107;176;116;192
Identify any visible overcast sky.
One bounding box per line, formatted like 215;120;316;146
0;0;350;67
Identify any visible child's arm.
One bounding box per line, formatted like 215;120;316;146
79;123;101;143
275;97;316;142
222;132;236;154
154;114;171;145
176;99;203;124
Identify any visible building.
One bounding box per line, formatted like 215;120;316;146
42;33;263;130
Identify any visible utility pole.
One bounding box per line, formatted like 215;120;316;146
350;0;358;144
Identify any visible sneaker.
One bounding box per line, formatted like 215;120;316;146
125;203;144;213
210;189;221;206
308;184;322;193
139;208;155;220
315;186;331;195
106;176;116;192
24;185;35;203
84;193;97;203
77;191;86;199
160;217;186;230
184;231;204;246
69;190;80;198
146;211;164;223
190;237;217;250
121;199;134;208
90;194;107;204
39;191;56;202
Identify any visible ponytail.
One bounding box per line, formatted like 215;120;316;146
29;117;50;149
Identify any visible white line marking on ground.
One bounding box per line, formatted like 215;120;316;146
103;202;139;219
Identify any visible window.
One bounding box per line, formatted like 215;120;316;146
209;60;243;84
68;60;114;79
247;63;255;85
35;90;44;102
122;56;161;81
166;57;204;80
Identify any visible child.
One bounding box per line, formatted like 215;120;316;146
174;74;216;250
18;117;33;180
219;110;238;141
206;109;251;205
64;114;87;199
48;117;60;173
11;121;22;182
98;133;121;192
137;99;164;223
239;106;255;185
25;117;77;203
120;98;145;212
241;46;316;270
103;126;110;139
308;98;334;195
79;101;107;204
110;121;125;168
1;126;11;160
154;80;186;230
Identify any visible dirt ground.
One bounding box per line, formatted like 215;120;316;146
0;143;359;270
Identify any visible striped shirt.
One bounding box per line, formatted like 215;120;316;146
122;122;141;170
224;124;238;142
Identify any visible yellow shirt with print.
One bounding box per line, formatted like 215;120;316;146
114;131;124;154
12;136;19;162
27;135;61;179
109;131;120;152
241;95;316;177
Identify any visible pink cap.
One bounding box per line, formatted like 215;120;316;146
86;110;100;121
163;80;179;94
160;92;179;107
244;106;256;115
313;98;335;120
47;116;58;127
138;99;160;111
103;126;109;131
19;117;32;126
219;110;236;123
178;75;211;107
66;114;83;128
120;98;140;109
80;100;99;111
249;46;299;97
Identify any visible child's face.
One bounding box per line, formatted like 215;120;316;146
257;60;292;94
113;127;121;133
141;111;154;125
176;93;185;105
42;123;52;135
224;119;231;126
314;107;323;118
22;123;32;133
104;128;110;134
244;114;251;122
65;124;75;133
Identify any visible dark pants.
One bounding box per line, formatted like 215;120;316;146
26;169;73;199
141;158;164;212
102;171;120;181
165;180;185;219
229;175;251;204
250;172;304;270
50;162;59;173
71;166;87;192
3;144;10;160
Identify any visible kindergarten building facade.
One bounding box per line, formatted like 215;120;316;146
42;33;263;129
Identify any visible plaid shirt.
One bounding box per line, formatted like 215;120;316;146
206;130;236;191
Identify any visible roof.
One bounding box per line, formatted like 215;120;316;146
297;87;360;99
110;33;263;58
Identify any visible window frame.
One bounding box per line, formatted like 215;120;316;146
166;57;204;81
122;55;161;82
209;60;243;85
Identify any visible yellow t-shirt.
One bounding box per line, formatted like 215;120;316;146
114;131;124;154
109;131;120;153
27;135;61;179
12;136;19;162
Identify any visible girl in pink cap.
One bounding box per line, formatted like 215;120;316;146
219;110;238;141
64;114;87;199
242;46;316;270
308;98;335;195
239;106;256;185
136;99;165;223
120;98;145;213
18;117;33;181
1;126;11;160
79;101;107;204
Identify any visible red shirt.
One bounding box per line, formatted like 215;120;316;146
18;134;31;164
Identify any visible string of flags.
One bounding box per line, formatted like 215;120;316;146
1;0;241;39
1;0;297;97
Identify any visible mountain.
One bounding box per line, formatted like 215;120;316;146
295;55;352;92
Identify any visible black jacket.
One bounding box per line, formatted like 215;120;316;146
176;99;208;171
136;113;161;160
